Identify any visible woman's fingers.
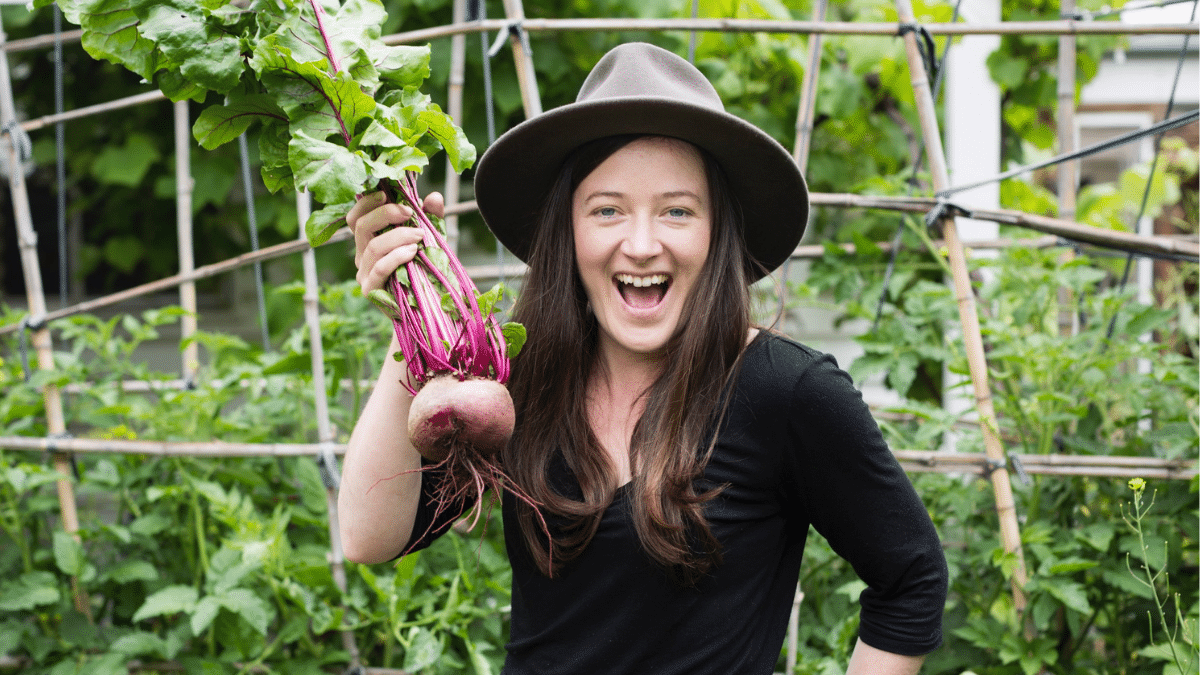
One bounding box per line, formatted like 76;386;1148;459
358;241;420;296
352;198;410;265
357;226;425;294
349;190;447;297
346;191;388;231
422;191;445;219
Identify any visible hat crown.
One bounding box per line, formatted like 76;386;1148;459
575;43;725;114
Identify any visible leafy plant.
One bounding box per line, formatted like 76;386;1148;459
1123;478;1199;675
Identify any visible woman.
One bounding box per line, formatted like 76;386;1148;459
339;42;947;674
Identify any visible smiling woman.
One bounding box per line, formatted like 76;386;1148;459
571;136;712;361
339;42;948;675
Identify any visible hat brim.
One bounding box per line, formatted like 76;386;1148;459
473;96;809;281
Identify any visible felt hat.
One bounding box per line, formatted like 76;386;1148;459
473;41;809;279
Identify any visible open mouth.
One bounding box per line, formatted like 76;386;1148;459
615;273;671;310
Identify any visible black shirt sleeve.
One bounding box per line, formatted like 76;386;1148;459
777;344;948;655
397;460;481;557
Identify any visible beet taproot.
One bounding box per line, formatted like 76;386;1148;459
408;375;515;463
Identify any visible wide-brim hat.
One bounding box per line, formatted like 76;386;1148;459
473;42;809;281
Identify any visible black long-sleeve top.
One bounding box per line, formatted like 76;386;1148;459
405;332;948;674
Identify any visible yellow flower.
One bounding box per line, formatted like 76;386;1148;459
1128;477;1146;492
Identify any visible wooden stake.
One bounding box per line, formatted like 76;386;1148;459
383;17;1200;46
443;0;468;254
0;19;89;618
1056;4;1078;221
792;0;827;168
893;0;1031;618
785;4;825;665
501;0;542;118
175;101;199;381
296;191;362;669
1057;1;1081;337
1;435;1193;479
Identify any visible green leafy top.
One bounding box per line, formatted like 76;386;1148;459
47;0;476;244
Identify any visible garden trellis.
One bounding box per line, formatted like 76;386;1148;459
0;1;1197;672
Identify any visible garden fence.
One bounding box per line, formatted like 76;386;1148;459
1;1;1197;672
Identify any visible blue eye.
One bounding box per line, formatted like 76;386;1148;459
597;207;617;217
667;208;688;217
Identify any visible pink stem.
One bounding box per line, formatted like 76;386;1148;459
308;0;344;75
307;0;352;145
387;175;513;385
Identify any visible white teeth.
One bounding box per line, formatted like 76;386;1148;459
616;274;668;287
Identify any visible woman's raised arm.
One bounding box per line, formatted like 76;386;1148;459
337;192;441;564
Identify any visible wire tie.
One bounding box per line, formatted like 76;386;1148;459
2;120;33;163
488;19;524;58
17;314;46;383
1009;452;1031;485
982;457;1006;476
923;199;974;229
20;313;47;332
45;431;72;455
317;441;341;490
44;432;81;480
897;22;939;83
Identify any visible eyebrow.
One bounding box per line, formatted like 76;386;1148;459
580;190;704;203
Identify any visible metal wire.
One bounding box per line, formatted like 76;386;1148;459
238;133;271;350
688;0;700;64
54;5;67;309
473;0;506;293
1107;0;1199;338
1064;0;1196;20
872;0;963;330
937;110;1199;199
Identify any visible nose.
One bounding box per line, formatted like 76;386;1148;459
620;216;663;260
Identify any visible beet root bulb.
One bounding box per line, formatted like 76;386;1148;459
408;375;515;462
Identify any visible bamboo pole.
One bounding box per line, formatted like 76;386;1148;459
296;191;362;669
3;196;1196;338
5;17;1195;54
382;17;1200;46
2;27;83;53
1057;3;1078;221
792;0;827;168
894;0;1032;618
501;0;543;118
0;19;89;617
9;16;1193;58
804;193;1200;258
443;0;468;254
785;3;825;664
1;436;1193;479
175;101;199;381
1057;0;1081;337
19;90;166;133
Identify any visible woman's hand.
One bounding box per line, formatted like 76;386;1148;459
347;190;446;297
339;189;444;564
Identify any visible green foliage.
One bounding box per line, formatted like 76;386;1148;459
989;0;1124;163
0;0;1196;673
1122;479;1199;675
791;240;1198;675
49;0;474;245
0;283;510;673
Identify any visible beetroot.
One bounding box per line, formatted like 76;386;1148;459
408;375;515;463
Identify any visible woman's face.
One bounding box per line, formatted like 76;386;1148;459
571;137;712;362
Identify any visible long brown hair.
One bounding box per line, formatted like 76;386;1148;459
502;134;756;585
